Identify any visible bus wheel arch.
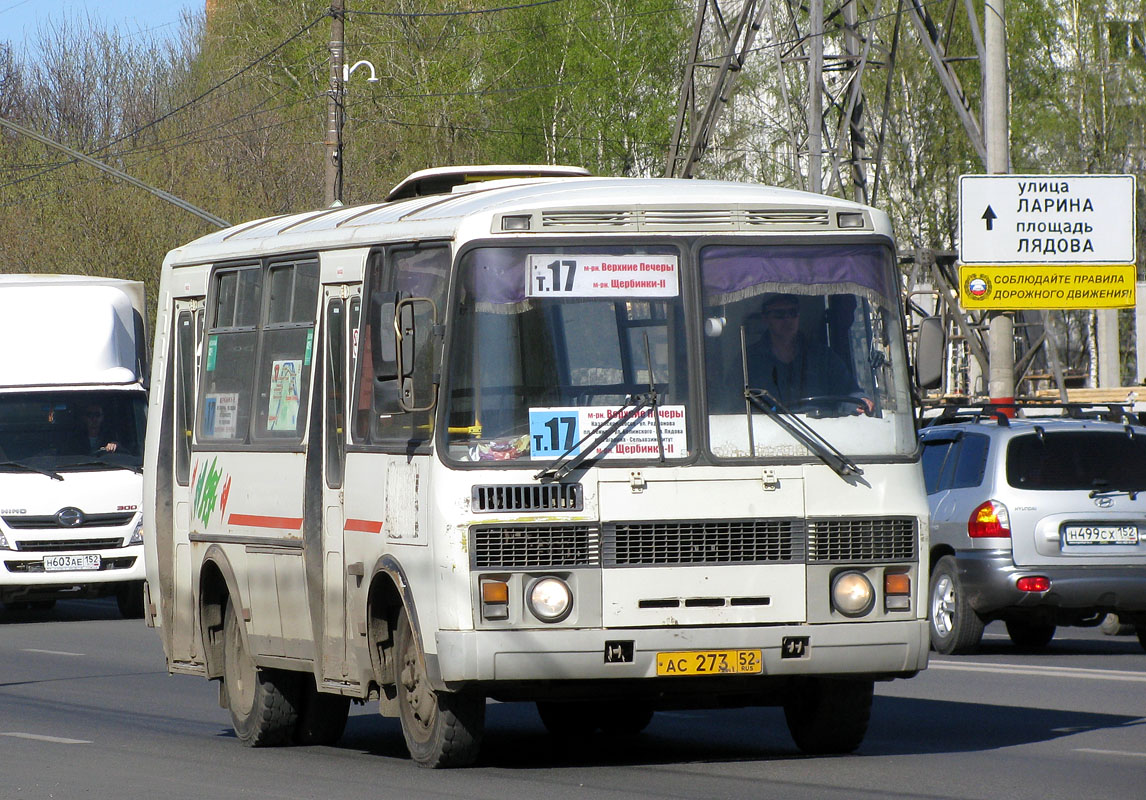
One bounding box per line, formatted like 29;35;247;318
199;547;243;680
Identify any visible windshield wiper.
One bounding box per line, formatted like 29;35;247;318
1089;481;1140;500
0;459;64;481
534;391;657;483
738;326;862;480
60;457;143;475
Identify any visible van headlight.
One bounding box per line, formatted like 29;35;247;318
526;577;573;622
128;517;144;546
831;571;874;616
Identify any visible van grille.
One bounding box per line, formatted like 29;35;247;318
807;517;916;562
604;519;806;566
2;512;135;530
472;523;600;568
471;483;583;513
16;538;124;552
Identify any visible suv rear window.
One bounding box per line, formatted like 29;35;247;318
1007;430;1146;491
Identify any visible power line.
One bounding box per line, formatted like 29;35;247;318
348;0;566;19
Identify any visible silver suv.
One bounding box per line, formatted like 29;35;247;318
920;406;1146;654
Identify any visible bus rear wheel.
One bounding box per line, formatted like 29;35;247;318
222;600;299;746
783;677;873;755
395;608;484;768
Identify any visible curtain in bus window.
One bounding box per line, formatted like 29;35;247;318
200;267;260;441
254;259;319;440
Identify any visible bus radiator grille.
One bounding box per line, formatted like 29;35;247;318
603;519;805;566
471;523;599;568
806;517;917;562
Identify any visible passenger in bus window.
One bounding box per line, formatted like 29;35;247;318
748;293;873;415
81;404;119;453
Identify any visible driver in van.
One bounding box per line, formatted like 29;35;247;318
81;404;119;453
748;293;873;415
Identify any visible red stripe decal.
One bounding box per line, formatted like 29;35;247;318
344;518;383;534
227;514;303;530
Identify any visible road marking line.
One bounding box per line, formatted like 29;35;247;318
0;732;91;744
1076;748;1146;758
21;648;84;657
930;660;1146;683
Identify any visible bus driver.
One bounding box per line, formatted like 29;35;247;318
748;293;873;415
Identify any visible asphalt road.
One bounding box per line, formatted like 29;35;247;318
2;600;1144;800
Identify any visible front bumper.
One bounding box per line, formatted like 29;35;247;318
956;550;1146;615
1;543;145;595
433;619;928;688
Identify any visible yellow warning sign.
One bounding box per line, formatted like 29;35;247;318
958;264;1137;310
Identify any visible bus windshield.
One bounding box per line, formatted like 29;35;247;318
701;242;915;459
445;244;690;464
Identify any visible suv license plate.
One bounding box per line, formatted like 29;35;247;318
1063;525;1139;545
43;554;101;572
655;649;762;676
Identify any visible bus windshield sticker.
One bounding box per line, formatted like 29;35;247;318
267;359;302;431
303;328;314;366
528;405;686;460
203;392;239;438
526;254;679;298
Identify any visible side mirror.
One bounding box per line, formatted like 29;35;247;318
915;315;945;391
395;296;438;412
367;291;403;414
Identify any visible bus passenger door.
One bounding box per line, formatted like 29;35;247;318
319;289;354;681
170;299;202;663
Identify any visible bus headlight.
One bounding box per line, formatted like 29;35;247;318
526;577;573;622
0;531;8;549
831;571;874;617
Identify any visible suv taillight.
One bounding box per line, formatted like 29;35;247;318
969;500;1011;538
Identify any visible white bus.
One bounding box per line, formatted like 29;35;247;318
143;166;929;767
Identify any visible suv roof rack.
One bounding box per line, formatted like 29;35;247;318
921;402;1146;428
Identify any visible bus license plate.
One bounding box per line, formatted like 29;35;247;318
655;649;762;676
43;554;101;572
1063;525;1139;545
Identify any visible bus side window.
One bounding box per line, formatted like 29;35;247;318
253;259;320;441
199;266;260;442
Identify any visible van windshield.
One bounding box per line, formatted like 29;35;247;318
0;391;146;471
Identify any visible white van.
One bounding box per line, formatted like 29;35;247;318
0;275;148;617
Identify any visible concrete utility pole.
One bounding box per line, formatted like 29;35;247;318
983;0;1015;406
807;0;824;194
324;0;345;206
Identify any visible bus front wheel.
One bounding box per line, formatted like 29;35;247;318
783;677;873;755
395;608;484;767
222;600;299;746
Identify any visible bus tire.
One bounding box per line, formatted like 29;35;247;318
222;600;300;747
783;677;873;755
929;556;984;654
395;608;484;768
294;680;350;746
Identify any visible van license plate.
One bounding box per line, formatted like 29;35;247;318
43;554;101;572
655;649;762;676
1063;525;1139;545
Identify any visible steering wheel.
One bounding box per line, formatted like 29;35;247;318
788;394;868;418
